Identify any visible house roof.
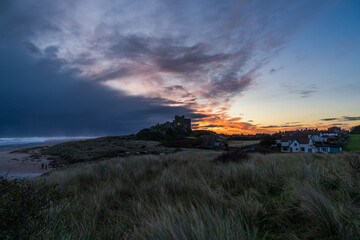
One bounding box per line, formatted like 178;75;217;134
281;136;310;144
281;136;295;142
297;136;310;144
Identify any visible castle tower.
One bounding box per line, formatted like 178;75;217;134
174;115;191;131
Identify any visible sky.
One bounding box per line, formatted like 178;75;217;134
0;0;359;136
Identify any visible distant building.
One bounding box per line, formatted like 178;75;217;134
200;135;225;147
315;144;343;153
174;115;191;132
151;115;192;133
281;136;315;153
280;134;343;153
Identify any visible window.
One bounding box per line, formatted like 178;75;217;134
294;143;298;146
296;148;298;151
301;147;305;151
322;147;327;152
282;147;288;151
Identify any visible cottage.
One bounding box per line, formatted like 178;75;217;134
281;136;314;153
278;127;345;153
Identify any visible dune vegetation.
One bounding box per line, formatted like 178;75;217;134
40;136;175;164
2;150;360;239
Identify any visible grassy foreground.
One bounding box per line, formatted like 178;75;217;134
345;134;360;152
3;151;360;239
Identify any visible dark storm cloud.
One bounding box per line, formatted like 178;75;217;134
0;43;202;137
320;116;360;122
154;43;233;74
299;89;317;98
108;36;234;74
321;118;338;121
202;125;224;128
269;67;284;73
282;83;317;98
261;125;279;129
0;0;332;135
205;72;254;98
0;0;61;40
24;41;41;54
261;124;303;129
343;116;360;121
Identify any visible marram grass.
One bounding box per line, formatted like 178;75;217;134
5;150;360;239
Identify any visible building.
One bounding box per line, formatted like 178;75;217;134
281;136;315;153
315;144;343;153
200;135;225;147
174;115;191;132
152;115;192;133
280;134;343;153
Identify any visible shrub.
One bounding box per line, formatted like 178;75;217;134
214;149;248;163
0;177;62;239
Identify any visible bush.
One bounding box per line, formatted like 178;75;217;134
351;125;360;134
0;178;62;239
214;149;248;163
260;135;275;147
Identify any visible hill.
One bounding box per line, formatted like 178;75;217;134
41;136;175;164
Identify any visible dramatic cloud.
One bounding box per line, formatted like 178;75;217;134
321;118;338;121
343;116;360;121
282;83;317;98
0;42;202;136
320;116;360;122
0;0;333;135
269;67;284;73
261;124;303;129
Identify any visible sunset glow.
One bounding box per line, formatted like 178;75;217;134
1;0;359;136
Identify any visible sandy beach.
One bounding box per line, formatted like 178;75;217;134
0;147;52;179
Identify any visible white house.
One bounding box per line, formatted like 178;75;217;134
281;136;315;153
281;135;342;153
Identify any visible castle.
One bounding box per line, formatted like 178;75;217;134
152;115;191;132
174;115;191;131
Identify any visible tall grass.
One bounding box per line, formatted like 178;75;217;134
29;151;360;239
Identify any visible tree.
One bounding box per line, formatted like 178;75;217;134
260;135;276;147
351;125;360;134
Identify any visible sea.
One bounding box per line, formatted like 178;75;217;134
0;136;97;149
